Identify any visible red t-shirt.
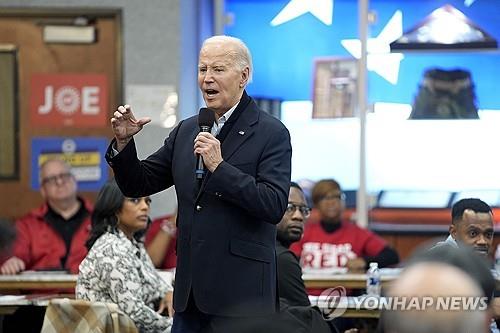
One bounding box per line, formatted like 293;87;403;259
144;215;177;269
290;220;387;295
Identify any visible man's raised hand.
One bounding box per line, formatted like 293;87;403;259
111;105;151;151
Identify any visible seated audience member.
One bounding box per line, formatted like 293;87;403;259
434;198;494;257
383;261;489;333
0;158;92;274
76;180;173;333
276;182;311;307
431;198;499;331
377;243;497;333
420;245;496;305
145;212;177;269
290;179;399;293
276;182;350;333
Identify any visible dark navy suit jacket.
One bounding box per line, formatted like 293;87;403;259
106;92;292;316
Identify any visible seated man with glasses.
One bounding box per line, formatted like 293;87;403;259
0;158;92;275
291;178;399;295
276;182;312;307
274;182;339;333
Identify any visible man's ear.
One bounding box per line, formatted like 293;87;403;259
240;67;249;88
449;223;457;239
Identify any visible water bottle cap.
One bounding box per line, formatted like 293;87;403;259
369;262;378;268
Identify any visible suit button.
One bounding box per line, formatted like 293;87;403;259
215;192;222;197
196;205;202;211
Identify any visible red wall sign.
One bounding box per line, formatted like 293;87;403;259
30;74;108;127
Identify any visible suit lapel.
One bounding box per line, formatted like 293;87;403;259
195;96;260;201
220;110;256;161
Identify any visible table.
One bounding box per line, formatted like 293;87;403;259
0;270;174;291
2;270;498;291
0;294;68;315
303;270;500;290
303;268;402;289
303;273;397;290
0;272;77;290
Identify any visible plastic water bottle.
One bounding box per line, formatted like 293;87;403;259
366;262;381;296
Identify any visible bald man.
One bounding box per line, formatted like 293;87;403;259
384;262;489;333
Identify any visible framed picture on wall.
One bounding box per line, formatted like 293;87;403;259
0;45;19;180
312;57;358;119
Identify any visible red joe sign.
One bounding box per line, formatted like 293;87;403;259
30;74;108;127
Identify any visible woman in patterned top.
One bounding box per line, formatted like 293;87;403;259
76;180;173;333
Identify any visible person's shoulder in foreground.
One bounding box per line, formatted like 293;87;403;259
381;244;494;333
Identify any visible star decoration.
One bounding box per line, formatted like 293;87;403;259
271;0;334;26
341;10;404;84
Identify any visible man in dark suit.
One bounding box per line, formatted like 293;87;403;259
106;35;292;332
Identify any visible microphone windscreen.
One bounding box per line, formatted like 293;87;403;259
198;108;215;128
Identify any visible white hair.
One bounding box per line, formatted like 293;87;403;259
202;35;253;83
39;158;72;182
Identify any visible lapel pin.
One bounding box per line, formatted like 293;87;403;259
238;131;245;135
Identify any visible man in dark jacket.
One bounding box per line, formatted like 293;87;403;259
276;182;341;333
106;35;292;332
276;182;311;306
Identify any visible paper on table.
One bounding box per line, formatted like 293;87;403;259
379;268;403;276
0;295;26;303
303;267;349;275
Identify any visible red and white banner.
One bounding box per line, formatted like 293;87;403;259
30;74;108;127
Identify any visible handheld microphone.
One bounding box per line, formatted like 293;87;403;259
196;108;215;180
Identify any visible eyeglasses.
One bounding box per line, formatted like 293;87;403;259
41;172;73;186
126;197;152;206
285;203;311;218
320;193;346;202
